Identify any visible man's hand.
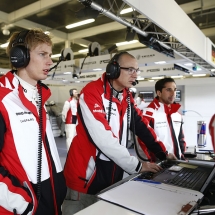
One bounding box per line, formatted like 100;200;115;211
166;153;177;160
140;162;162;173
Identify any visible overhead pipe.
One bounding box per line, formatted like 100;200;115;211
77;0;176;52
78;0;148;37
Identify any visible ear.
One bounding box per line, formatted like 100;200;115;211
157;90;161;97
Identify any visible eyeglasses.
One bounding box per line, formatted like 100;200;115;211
120;67;140;75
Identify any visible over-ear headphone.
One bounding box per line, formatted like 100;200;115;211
69;88;76;97
10;30;30;68
106;52;128;79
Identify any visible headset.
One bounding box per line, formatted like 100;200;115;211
106;51;128;79
70;88;76;97
10;30;30;68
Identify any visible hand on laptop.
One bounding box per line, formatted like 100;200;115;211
140;162;163;173
166;153;177;160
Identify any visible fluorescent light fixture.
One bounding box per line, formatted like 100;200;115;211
192;74;206;77
136;77;145;80
184;63;193;66
151;76;164;79
78;49;88;53
154;61;166;64
197;67;202;71
211;69;215;72
93;68;102;71
116;40;138;47
170;75;183;78
0;42;9;48
66;19;95;29
51;53;61;58
120;8;133;14
44;31;50;35
79;43;88;47
148;79;155;82
63;72;72;75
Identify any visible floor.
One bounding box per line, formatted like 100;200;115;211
55;136;136;179
55;136;68;168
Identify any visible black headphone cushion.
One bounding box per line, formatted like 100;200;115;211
10;45;30;68
106;60;120;79
70;89;73;97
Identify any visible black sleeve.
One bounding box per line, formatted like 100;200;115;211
0;112;6;151
178;122;186;154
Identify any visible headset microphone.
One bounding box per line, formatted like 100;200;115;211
132;80;138;86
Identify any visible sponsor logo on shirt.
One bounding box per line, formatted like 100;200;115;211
16;111;32;116
94;103;100;108
93;109;104;113
20;118;34;123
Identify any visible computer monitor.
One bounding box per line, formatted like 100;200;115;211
139;91;154;102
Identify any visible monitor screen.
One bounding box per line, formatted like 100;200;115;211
139;91;154;102
175;90;181;102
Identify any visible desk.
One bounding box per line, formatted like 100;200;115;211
74;158;215;215
74;200;140;215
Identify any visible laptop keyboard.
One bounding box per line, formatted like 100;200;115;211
167;168;206;189
138;166;207;190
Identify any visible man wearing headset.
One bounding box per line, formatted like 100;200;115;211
0;29;66;215
63;52;176;214
62;88;78;151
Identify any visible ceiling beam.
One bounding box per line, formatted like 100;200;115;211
180;0;215;14
8;0;71;22
68;22;126;40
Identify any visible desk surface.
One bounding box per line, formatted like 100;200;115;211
74;200;139;215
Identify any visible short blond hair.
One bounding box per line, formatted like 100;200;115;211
6;29;53;69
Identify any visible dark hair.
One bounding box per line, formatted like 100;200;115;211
138;93;144;99
155;77;175;93
69;88;77;97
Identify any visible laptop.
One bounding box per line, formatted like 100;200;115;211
134;159;215;193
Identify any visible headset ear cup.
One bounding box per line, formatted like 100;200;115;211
10;45;30;68
106;60;120;79
70;89;73;97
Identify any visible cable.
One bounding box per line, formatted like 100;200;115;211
37;81;43;201
182;110;203;118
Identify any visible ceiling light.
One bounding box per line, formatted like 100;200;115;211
170;75;184;78
44;31;50;35
79;43;88;47
148;79;155;82
2;29;10;35
78;49;88;53
184;63;193;66
154;61;166;64
0;42;9;48
151;76;164;79
64;72;72;75
211;69;215;72
51;53;61;58
66;19;95;29
192;74;206;77
120;8;133;14
93;68;102;71
136;76;144;80
116;40;138;47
